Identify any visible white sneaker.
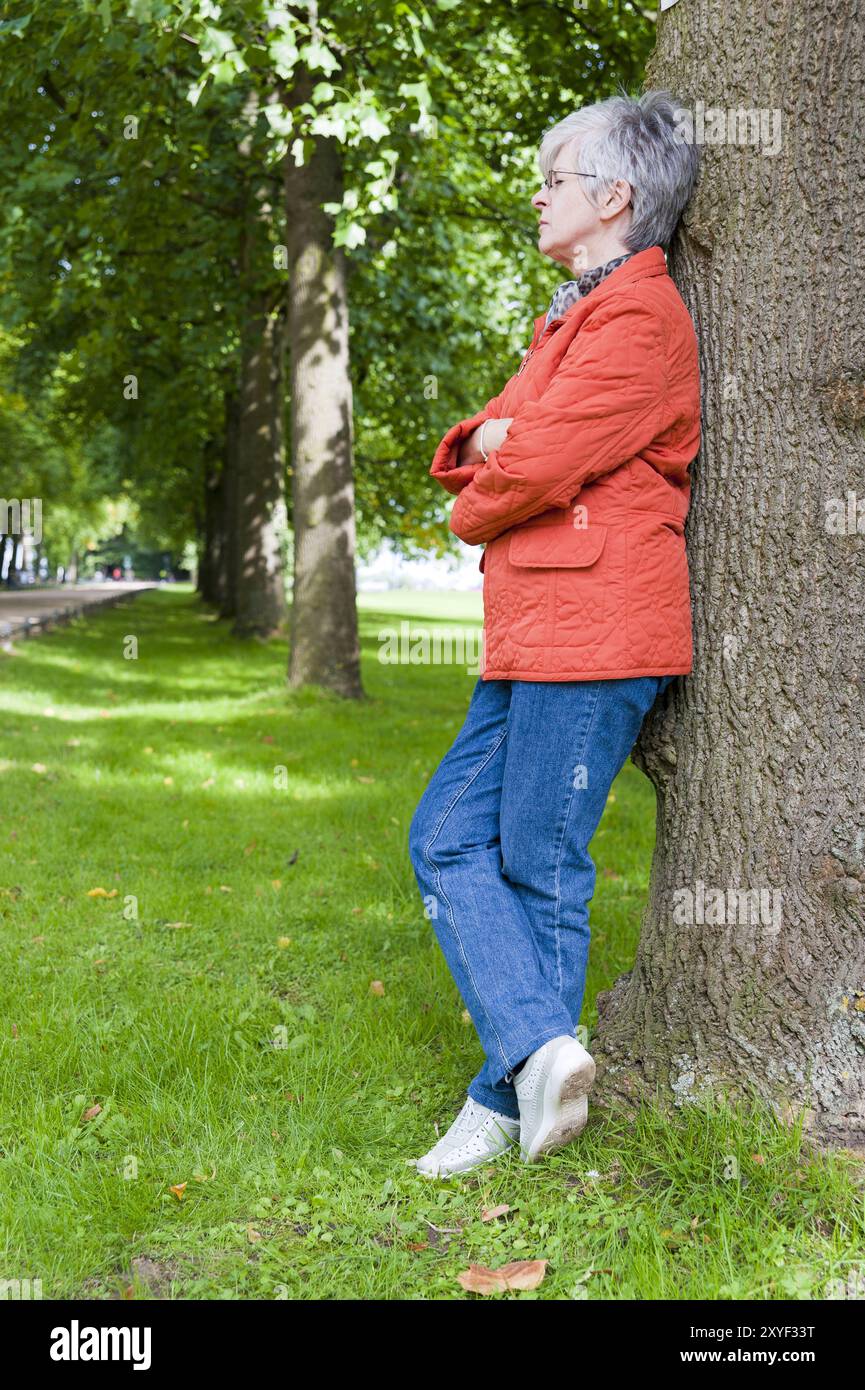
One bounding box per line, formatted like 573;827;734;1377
514;1034;596;1163
408;1097;520;1178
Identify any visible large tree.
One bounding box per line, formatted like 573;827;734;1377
593;0;865;1153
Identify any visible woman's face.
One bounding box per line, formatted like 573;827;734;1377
531;137;631;273
531;139;599;272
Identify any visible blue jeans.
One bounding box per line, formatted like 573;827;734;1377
408;674;674;1121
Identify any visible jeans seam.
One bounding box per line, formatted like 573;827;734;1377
422;722;513;1077
550;681;603;997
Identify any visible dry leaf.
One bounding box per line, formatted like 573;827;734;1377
481;1204;511;1222
163;776;174;786
247;1225;263;1244
457;1259;548;1295
369;980;385;996
243;841;257;856
87;887;118;898
277;936;292;948
81;1104;102;1123
31;763;47;774
169;1183;187;1201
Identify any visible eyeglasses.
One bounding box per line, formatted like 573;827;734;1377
542;168;634;210
542;169;598;191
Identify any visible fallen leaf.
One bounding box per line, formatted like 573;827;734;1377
277;937;292;948
169;1183;187;1201
457;1259;548;1295
481;1204;511;1222
81;1104;102;1123
87;887;118;898
31;763;47;774
244;841;257;856
369;980;385;996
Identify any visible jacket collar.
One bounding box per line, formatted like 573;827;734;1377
531;245;668;344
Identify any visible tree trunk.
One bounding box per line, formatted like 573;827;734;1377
199;462;221;605
232;88;288;639
218;389;241;619
592;0;865;1153
283;66;364;698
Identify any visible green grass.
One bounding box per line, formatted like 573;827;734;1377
0;585;861;1300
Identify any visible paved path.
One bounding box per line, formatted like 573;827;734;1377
0;582;158;644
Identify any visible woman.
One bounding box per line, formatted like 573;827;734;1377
408;90;701;1177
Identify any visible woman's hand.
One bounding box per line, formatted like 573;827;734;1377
456;417;514;468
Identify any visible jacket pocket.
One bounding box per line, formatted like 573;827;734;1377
508;523;607;568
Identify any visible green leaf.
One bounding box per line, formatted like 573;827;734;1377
269;35;299;78
299;41;340;76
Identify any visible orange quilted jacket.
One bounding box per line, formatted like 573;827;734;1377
429;245;701;681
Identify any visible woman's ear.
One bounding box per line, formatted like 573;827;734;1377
599;178;632;221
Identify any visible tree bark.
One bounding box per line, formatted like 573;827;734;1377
592;0;865;1153
283;65;364;698
218;389;241;619
232;87;288;639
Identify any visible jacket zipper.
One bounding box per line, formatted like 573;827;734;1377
516;319;561;376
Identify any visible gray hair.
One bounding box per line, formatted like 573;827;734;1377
538;88;700;252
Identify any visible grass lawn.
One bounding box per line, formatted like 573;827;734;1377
0;584;861;1300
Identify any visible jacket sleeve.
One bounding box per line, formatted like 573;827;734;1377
448;294;669;544
428;385;508;497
